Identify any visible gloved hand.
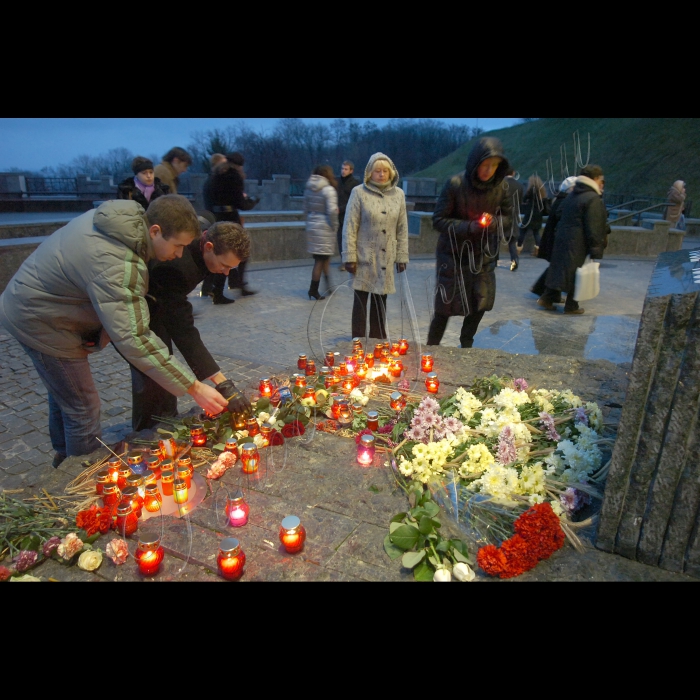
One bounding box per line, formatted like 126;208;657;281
215;379;251;416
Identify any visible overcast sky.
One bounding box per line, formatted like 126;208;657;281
0;118;521;172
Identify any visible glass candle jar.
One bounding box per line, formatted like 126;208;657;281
241;443;259;474
425;372;440;394
233;413;247;430
127;450;146;475
337;403;353;427
297;354;307;370
107;457;121;483
324;351;335;367
176;464;192;490
344;355;356;373
421;354;434;372
217;537;245;581
352;337;363;352
173;479;188;504
341;377;355;395
146;455;161;480
122;486;143;518
96;468;111;495
294;374;307;388
177;455;193;475
389;360;403;378
381;344;390;361
357;434;376;466
225;494;250;527
305;359;316;376
352;402;364;414
224;438;239;459
365;352;375;368
390;391;407;411
143;472;157;492
259;377;272;398
135;533;164;576
355;363;368;380
279;516;306;554
398;338;409;355
245;417;260;437
102;483;121;510
391;342;400;357
160;469;174;496
117;464;131;490
126;473;145;498
302;386;316;403
260;422;274;446
332;397;350;420
366;410;379;431
324;374;336;390
116;500;139;536
144;483;162;513
374;343;384;358
338;362;348;376
190;424;207;447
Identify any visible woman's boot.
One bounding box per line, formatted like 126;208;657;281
308;280;325;300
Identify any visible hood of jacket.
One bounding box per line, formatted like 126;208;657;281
574;176;601;196
465;137;509;191
306;174;332;192
363;152;400;190
93;199;154;261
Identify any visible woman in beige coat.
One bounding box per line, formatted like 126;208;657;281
342;152;409;339
665;180;686;228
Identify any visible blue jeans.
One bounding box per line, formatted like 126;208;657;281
19;342;102;458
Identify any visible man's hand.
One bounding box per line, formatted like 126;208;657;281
187;380;228;415
345;262;357;275
396;263;407;273
215;379;252;416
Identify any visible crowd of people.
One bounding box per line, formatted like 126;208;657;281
0;134;687;468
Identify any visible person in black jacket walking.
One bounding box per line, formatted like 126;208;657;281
427;137;513;348
538;165;607;315
503;168;524;270
335;160;361;271
130;219;253;430
516;175;550;258
117;156;170;209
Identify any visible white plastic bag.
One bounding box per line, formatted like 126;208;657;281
574;256;600;302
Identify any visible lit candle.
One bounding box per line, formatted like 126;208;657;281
337;403;353;427
305;359;316;377
233;413;247;430
332;397;350;420
390;391;407;411
136;532;164;576
225;493;250;527
425;372;440;394
96;469;110;495
260;421;274;446
241;443;259;474
146;455;161;480
217;537;246;580
224;438;239;459
344;355;356;373
107;457;121;483
101;483;121;510
352;337;363;352
245;417;260;437
144;483;162;513
324;351;335;367
297;354;307;370
421;354;434;372
176;464;192;490
338;362;348;376
391;342;400;357
127;450;145;475
294;374;307;388
398;338;409;355
173;479;188;504
356;363;368;380
365;352;375;368
116;499;139;535
279;516;306;553
126;473;145;499
117;464;131;490
160;469;174;497
122;486;143;517
389;359;403;378
190;424;207;447
259;377;272;398
381;344;390;361
479;212;493;227
341;377;354;395
374;343;383;358
357;434;376;466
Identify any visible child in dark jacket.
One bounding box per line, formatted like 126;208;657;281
117;156;170;208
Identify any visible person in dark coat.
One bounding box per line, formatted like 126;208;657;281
130;218;253;430
516;174;550;259
201;152;260;302
503;168;524;271
427;137;513;348
336;160;361;271
530;175;578;298
117;156;170;209
538;165;607;315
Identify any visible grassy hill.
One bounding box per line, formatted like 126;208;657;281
412;118;700;211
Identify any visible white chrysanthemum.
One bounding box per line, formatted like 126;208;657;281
512;422;532;444
519;463;546;495
398;457;414;477
493;387;530;409
586;402;604;431
549;499;564;516
559;389;583;408
455;388;482;422
544;451;564;474
478;407;500;437
412;443;427;459
528;493;545;505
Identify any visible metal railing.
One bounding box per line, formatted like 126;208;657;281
25;177;79;196
611;203;674;226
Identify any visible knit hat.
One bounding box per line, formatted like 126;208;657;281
560;176;578;192
132;156;154;175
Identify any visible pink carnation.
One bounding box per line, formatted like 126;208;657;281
14;550;38;572
43;536;61;557
57;532;83;560
106;538;129;565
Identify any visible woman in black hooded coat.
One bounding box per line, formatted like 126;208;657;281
427;137;513;348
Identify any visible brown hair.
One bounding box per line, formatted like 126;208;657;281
145;194;201;240
207;221;251;259
526;174;546;197
209;153;226;168
162;147;192;165
579;164;604;180
313;164;337;188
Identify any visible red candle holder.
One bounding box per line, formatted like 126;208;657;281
338;362;348;376
366;410;379;431
176;464;192;490
122;486;143;517
245;417;260;437
135;533;164;576
160;469;174;496
357;434;376;466
297;354;307;370
116;465;131;491
344;355;356;373
217;537;246;580
390;391;407;411
302;387;317;404
421;354;434;372
190;424;207;447
116;500;139;536
303;359;315;376
356;363;368;380
280;516;306;553
107;457;121;484
398;338;409;355
102;483;121;510
352;337;363;352
332;397;350;420
294;374;307;388
146;455;161;480
224;438;239;459
341;377;355;395
96;469;110;495
381;344;390;361
324;351;335;367
259;378;272;398
390;342;400;357
389;360;403;378
126;473;145;498
127;450;145;474
324;374;337;390
241;444;260;474
425;372;440;394
144;484;162;513
225;493;250;527
260;422;274;446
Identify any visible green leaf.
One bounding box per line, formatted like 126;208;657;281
212;443;225;452
156;428;175;435
428;555;441;568
418;516;441;535
389;521;404;534
256;397;270;411
383;534;404;560
413;559;434;581
368;485;380;494
238;437;254;444
423;500;441;517
450;539;470;558
389;523;421;550
410;506;429;519
402;550;426;569
436;540;450;552
390;512;407;524
453;548;472;565
86;532;101;545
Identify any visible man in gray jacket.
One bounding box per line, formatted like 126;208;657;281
0;195;228;467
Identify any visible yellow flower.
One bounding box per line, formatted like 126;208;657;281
77;549;103;572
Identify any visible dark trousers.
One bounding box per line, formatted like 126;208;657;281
541;286;578;312
352;290;387;339
427;310;486;348
130;364;178;431
337;213;345;257
531;268;549;296
518;225;542;248
202;259;249;296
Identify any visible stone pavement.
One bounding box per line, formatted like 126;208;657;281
2;244;699;582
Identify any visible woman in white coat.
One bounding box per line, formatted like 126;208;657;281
304;164;339;300
342;152;409;339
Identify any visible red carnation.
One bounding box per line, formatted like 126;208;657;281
281;421;305;438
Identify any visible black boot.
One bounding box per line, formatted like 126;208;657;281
212;293;235;305
308;280;325;300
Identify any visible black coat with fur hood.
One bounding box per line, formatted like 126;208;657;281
432;138;513;317
116;176;169;209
